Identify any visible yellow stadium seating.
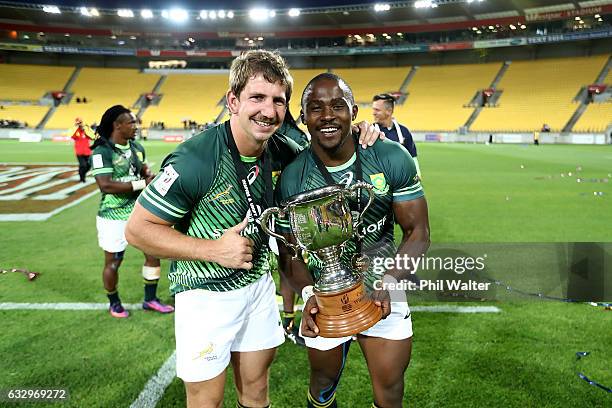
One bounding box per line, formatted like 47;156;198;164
0;64;73;100
574;66;612;133
574;103;612;133
141;74;228;129
46;68;160;129
3;57;606;133
332;67;411;123
395;63;500;132
288;68;328;119
0;106;50;127
472;56;608;133
0;64;73;127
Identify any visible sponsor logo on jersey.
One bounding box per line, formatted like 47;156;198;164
360;215;388;236
154;164;179;197
92;154;103;169
369;173;389;195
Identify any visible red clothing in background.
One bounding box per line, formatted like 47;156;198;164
71;127;93;156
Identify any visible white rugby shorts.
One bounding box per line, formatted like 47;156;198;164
175;273;285;382
96;216;128;253
300;301;413;351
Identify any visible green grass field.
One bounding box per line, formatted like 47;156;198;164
1;140;611;407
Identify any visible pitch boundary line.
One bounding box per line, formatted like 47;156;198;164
129;351;176;408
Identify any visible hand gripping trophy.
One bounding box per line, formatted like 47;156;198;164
260;182;382;338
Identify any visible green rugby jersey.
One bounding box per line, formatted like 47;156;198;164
91;140;146;221
138;122;302;294
276;139;424;290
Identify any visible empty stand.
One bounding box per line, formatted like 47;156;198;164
141;73;228;129
332;67;411;123
0;106;50;127
0;64;73;100
472;56;608;133
395;63;500;132
46;68;160;129
574;64;612;133
0;64;73;126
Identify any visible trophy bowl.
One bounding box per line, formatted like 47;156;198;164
260;182;382;338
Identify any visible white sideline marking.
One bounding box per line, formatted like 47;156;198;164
129;351;176;408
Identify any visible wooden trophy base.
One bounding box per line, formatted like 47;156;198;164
314;281;382;338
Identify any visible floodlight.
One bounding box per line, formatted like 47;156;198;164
169;8;188;22
288;8;300;17
249;8;275;21
141;9;154;19
42;5;61;14
117;9;134;18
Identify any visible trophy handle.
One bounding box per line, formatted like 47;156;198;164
259;207;300;257
347;181;375;239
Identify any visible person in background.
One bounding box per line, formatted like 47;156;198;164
91;105;174;318
372;93;422;178
70;117;95;182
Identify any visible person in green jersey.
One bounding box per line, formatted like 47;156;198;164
125;51;386;407
90;105;174;318
125;50;299;408
276;73;430;408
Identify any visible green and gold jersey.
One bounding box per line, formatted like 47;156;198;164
138;122;302;294
91;140;146;220
276;139;424;290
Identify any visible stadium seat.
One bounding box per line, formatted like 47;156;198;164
573;67;612;133
332;67;412;123
471;56;608;133
395;63;500;132
0;64;73;127
46;68;161;129
141;74;229;129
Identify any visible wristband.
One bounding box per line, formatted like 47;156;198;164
301;285;314;301
131;179;146;191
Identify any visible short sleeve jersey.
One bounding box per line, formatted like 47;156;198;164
91;140;146;220
138;122;302;294
276;139;424;290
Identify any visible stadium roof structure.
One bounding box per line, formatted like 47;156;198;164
1;0;610;36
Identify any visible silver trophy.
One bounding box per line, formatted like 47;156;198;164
260;182;382;337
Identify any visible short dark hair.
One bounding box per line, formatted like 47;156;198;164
373;93;396;110
301;72;355;112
